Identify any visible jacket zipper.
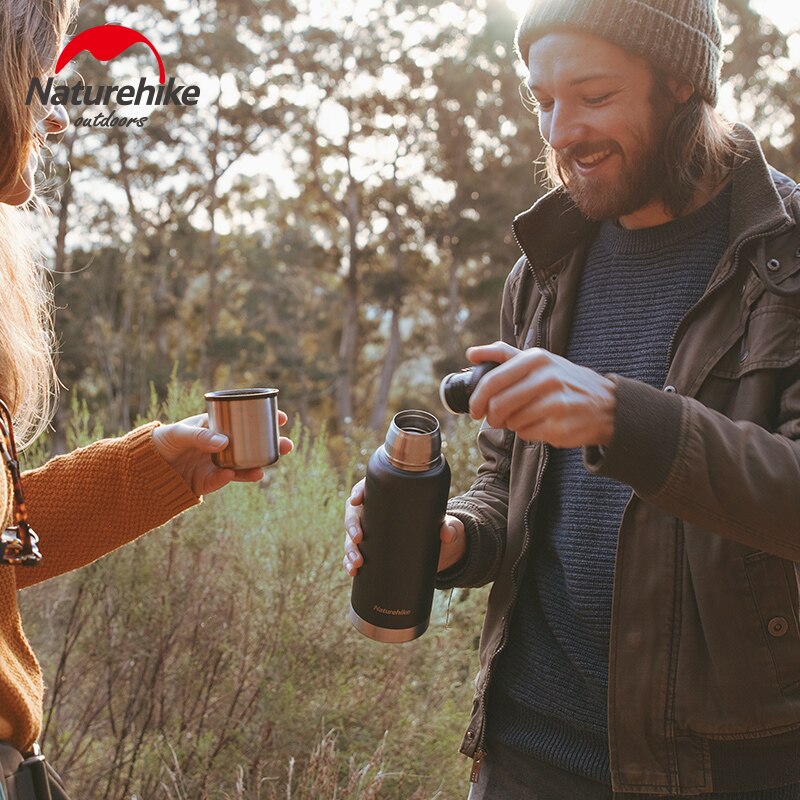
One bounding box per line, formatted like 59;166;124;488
470;448;550;782
470;242;554;782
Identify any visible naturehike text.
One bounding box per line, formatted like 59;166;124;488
26;77;200;107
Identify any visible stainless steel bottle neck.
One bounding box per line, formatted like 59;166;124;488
382;410;442;472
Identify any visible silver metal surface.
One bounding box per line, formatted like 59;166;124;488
439;372;459;415
348;605;429;643
383;409;442;472
205;388;280;469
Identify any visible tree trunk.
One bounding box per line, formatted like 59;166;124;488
446;246;460;363
335;183;361;427
54;132;75;279
202;103;222;388
336;267;358;426
369;300;402;431
370;206;406;431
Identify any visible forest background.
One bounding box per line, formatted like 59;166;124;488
18;0;800;797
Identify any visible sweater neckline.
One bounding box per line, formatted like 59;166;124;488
597;184;732;257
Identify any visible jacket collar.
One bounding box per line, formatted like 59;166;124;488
511;124;795;280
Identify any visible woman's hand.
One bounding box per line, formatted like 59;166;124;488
343;478;467;576
152;411;293;496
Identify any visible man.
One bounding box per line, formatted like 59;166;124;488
344;0;800;796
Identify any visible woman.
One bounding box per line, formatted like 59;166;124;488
0;2;293;794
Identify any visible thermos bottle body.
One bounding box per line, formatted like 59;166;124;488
349;410;451;644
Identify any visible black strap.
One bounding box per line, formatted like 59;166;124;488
0;745;70;800
6;768;37;800
43;766;68;800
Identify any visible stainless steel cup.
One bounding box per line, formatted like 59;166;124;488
204;388;280;469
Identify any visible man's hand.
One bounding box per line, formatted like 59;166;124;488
152;411;294;496
343;478;467;576
467;342;616;448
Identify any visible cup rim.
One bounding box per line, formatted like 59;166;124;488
391;409;440;435
204;388;279;401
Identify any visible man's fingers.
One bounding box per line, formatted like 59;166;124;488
345;497;363;543
349;479;366;506
469;349;554;420
343;540;363;576
469;356;539;419
277;409;288;426
343;555;359;577
343;479;367;576
344;497;364;574
278;437;294;455
466;341;519;365
482;375;553;429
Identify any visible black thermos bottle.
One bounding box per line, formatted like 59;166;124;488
349;410;451;643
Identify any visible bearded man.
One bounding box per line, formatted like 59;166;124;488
344;0;800;796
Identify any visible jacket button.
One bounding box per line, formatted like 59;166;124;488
664;385;677;393
768;617;789;637
739;350;749;363
767;258;781;272
466;730;475;740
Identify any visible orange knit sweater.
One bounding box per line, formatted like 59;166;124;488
0;422;199;750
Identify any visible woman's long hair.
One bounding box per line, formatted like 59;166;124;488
539;70;739;219
0;0;77;446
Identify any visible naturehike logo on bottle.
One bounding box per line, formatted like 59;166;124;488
373;605;412;616
26;24;200;130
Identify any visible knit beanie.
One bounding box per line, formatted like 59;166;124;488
515;0;722;106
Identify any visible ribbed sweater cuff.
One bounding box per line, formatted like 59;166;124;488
126;422;200;515
583;375;683;498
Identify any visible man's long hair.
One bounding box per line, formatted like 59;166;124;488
0;0;76;446
541;69;739;219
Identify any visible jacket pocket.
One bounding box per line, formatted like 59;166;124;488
743;551;800;693
710;306;799;379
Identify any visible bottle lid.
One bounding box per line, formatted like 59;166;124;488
383;410;442;472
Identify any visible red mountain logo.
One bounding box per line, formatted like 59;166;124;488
55;24;166;84
25;21;200;130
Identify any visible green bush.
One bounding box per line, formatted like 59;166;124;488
19;385;490;799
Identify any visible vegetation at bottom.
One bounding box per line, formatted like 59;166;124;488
19;383;490;799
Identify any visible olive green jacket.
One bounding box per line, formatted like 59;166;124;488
439;125;800;795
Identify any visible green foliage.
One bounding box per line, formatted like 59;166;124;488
441;415;484;498
139;366;207;428
47;0;546;437
66;395;107;449
20;383;486;799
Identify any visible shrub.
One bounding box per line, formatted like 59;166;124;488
20;385;489;799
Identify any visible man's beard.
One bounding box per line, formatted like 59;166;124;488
553;120;669;221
